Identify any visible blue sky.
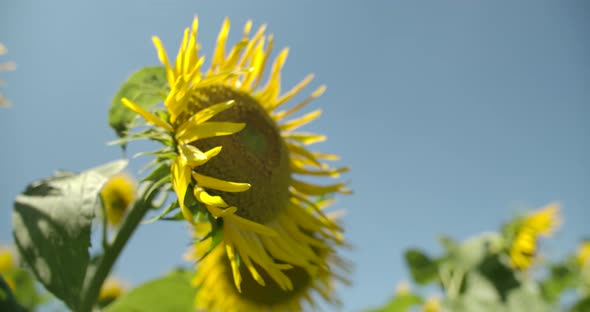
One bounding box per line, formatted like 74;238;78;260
1;1;589;310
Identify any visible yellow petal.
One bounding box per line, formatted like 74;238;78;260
212;17;230;72
279;109;322;132
179;144;207;166
271;74;314;111
176;121;245;144
206;204;238;218
273;85;326;121
175;27;190;75
291;179;351;196
291;163;350;178
258;48;289;106
176;100;236;135
192;172;251;192
194;188;228;207
171;157;194;224
183;17;199;75
121;98;173;132
284;132;326;145
151;36;174;86
226;214;278;236
225;243;242;292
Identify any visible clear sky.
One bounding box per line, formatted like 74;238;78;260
1;1;589;311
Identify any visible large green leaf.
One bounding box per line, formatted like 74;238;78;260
105;270;196;312
12;160;128;310
404;249;439;285
109;66;167;138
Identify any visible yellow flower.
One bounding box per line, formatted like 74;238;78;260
187;207;350;311
0;43;16;107
422;296;441;312
0;247;15;273
509;202;560;270
577;241;590;267
0;247;16;292
98;277;127;304
125;15;350;301
100;174;137;226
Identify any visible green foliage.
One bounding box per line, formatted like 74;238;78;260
367;293;423;312
541;262;578;302
109;66;167;138
2;268;47;310
404;249;438;285
0;274;26;312
12;160;128;310
105;270;197;312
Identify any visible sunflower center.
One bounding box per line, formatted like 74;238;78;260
182;85;291;224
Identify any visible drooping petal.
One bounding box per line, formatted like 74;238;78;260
192;172;251;192
171;157;194;224
176;121;245;144
121;98;173;132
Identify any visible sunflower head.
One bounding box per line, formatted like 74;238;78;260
422;296;441;312
0;247;15;273
577;241;590;268
98;277;127;306
121;16;350;309
100;174;137;226
508;202;561;270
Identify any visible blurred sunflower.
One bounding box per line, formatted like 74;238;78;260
0;246;16;291
100;173;137;227
509;202;560;270
122;16;349;301
577;241;590;268
422;296;441;312
0;43;16;107
98;277;127;306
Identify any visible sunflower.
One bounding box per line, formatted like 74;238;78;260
122;15;350;300
577;241;590;268
100;173;137;226
509;202;560;270
0;246;16;291
0;43;16;107
98;277;127;306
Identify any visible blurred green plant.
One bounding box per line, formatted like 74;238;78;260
367;203;590;312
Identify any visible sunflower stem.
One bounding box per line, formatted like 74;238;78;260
78;181;158;312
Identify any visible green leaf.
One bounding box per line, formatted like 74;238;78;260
541;263;578;302
12;160;128;310
404;249;439;285
366;293;423;312
478;254;520;301
109;66;167;138
3;269;46;310
507;283;554;312
451;233;503;271
105;270;196;312
570;297;590;312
